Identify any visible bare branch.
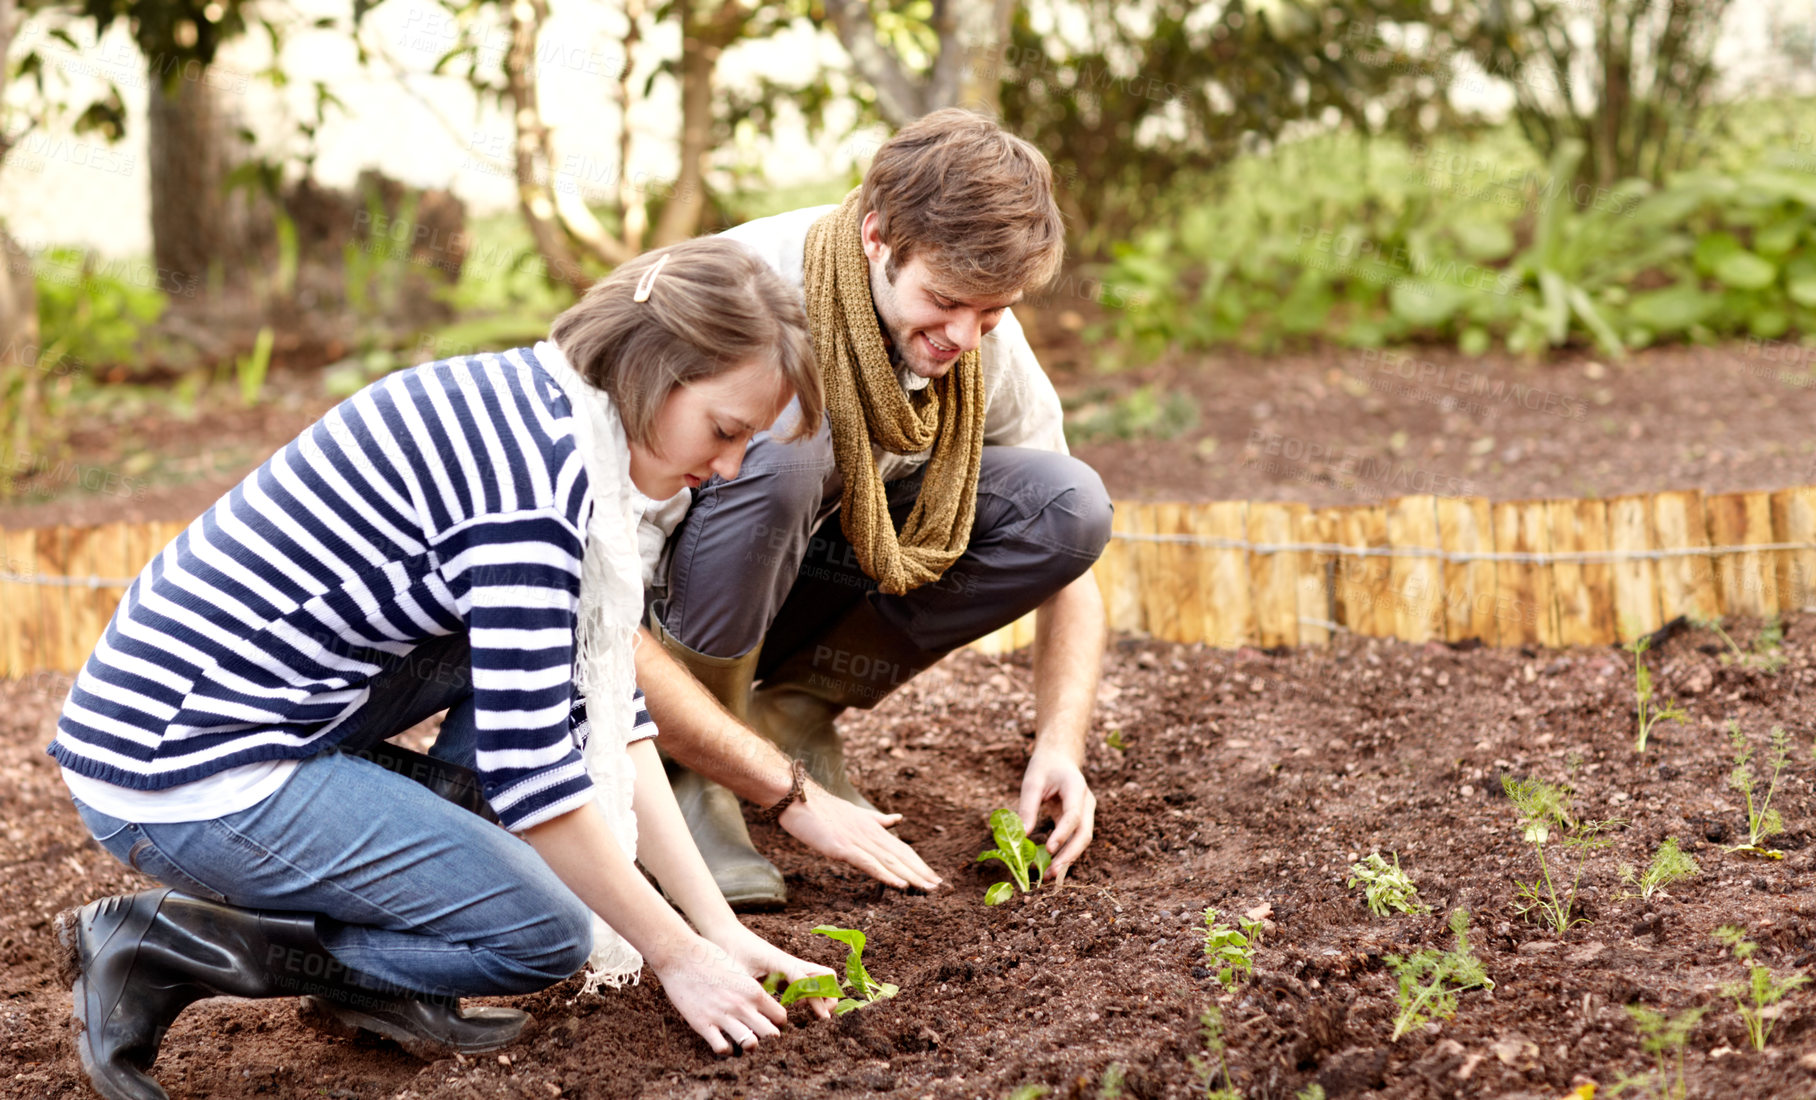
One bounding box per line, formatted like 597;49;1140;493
821;0;925;126
503;0;628;290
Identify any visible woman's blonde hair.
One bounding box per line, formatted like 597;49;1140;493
549;237;822;447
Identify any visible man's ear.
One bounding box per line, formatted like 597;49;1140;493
859;211;890;266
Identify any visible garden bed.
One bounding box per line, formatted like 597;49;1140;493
4;613;1814;1098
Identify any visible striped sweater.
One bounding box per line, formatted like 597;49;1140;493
48;346;621;832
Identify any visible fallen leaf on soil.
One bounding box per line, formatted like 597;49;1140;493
1492;1037;1538;1066
1245;903;1273;922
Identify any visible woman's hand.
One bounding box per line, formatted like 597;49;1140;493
707;921;840;1020
648;935;790;1055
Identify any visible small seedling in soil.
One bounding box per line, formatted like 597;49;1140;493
1612;1004;1706;1100
1347;852;1432;917
1189;1004;1241;1100
1385;908;1493;1041
1097;1062;1127;1099
1714;925;1808;1051
1503;775;1620;933
1694;615;1786;675
1202;907;1261;990
978;808;1052;905
1724;720;1793;858
1617;837;1699;902
773;926;898;1015
1105;729;1128;752
1293;1087;1327;1100
1623;636;1686;753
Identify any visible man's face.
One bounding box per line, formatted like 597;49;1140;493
861;212;1021;381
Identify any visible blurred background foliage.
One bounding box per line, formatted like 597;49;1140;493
0;0;1814;496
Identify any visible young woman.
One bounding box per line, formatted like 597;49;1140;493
49;238;834;1100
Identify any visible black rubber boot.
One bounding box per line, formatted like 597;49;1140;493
751;598;952;812
56;889;527;1100
650;616;788;910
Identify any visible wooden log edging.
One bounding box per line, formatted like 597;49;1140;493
3;489;1815;675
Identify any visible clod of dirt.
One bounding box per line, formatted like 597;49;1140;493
1316;1045;1388;1094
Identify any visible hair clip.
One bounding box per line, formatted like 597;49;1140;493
632;254;669;303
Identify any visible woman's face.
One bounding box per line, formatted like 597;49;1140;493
627;359;794;499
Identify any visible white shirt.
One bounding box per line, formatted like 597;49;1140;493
715;204;1071;484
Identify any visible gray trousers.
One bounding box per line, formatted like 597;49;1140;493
650;428;1114;669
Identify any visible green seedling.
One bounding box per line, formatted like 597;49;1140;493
1105;729;1128;752
1189;1004;1241;1100
1624;636;1686;752
1202;907;1261;990
1503;775;1620;933
1005;1087;1051;1100
1714;925;1808;1051
1294;1087;1327;1100
1617;837;1699;902
766;969;842;1005
978;808;1053;904
1694;615;1786;675
1097;1063;1127;1099
1613;1004;1706;1100
1347;852;1432;917
1725;720;1793;858
1385;908;1493;1041
777;925;898;1015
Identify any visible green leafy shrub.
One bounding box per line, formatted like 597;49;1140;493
1725;721;1796;857
1620;1004;1706;1099
1503;776;1620;933
1385;909;1493;1040
773;925;898;1016
1624;636;1687;753
1348;852;1431;917
1202;908;1261;990
1714;925;1808;1050
1098;117;1816;361
1617;838;1699;902
35;246;168;370
979;809;1051;905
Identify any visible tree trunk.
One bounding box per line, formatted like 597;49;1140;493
146;67;244;289
0;0;38;375
653;0;739;247
504;0;630;292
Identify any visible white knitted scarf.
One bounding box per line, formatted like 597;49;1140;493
532;340;649;993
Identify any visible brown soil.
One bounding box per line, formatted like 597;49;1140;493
3;339;1812;531
6;614;1816;1098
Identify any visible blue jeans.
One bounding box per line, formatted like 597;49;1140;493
71;633;593;1000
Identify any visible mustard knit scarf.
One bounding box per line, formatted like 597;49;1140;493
803;191;985;596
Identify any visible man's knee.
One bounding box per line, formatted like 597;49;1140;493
1036;456;1114;562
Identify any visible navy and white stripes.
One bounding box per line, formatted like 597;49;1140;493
49;347;623;832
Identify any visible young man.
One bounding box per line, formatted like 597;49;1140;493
634;108;1113;907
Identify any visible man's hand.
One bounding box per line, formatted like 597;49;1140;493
1018;746;1096;885
779;780;942;892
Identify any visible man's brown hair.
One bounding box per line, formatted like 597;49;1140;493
549;237;822;450
859;108;1065;298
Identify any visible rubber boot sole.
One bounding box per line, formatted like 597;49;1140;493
296;996;527;1061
